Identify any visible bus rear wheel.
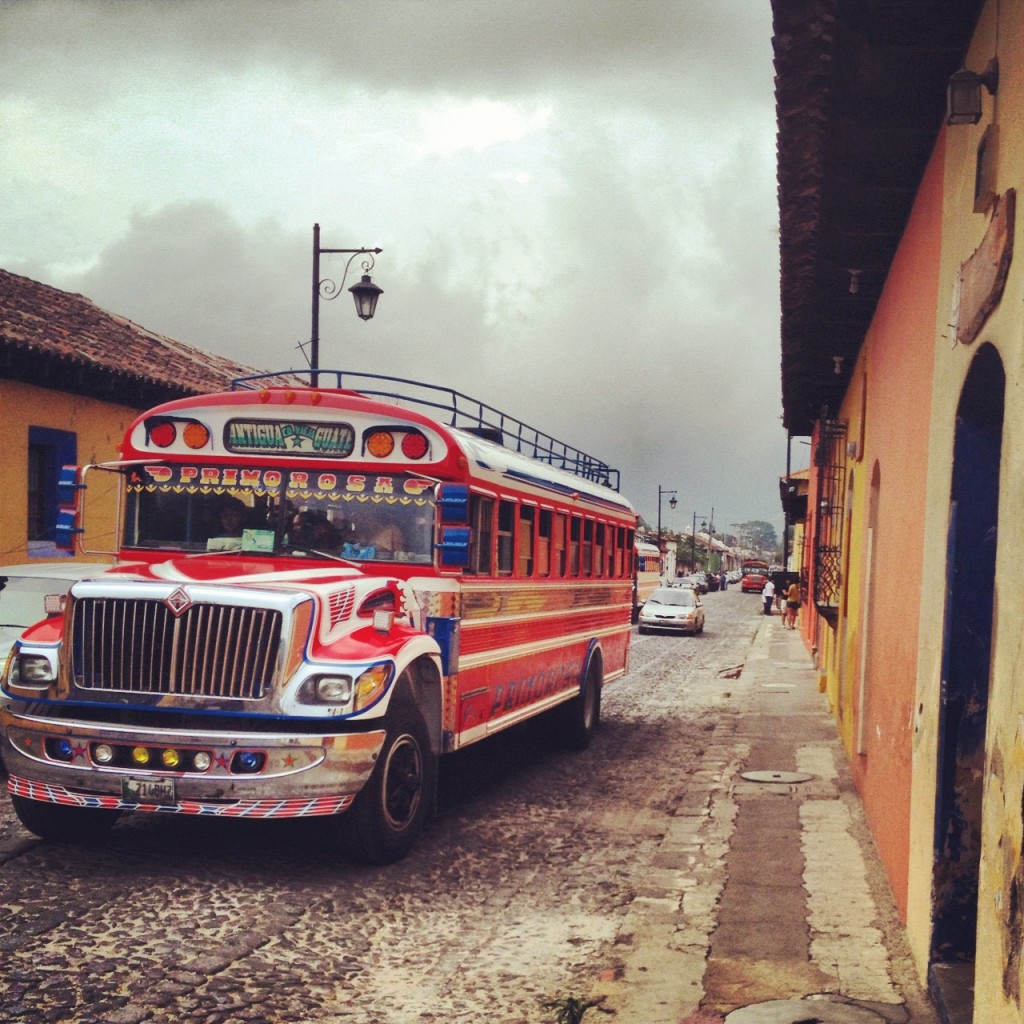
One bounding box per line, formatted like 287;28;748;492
11;794;122;843
335;700;435;865
560;659;602;751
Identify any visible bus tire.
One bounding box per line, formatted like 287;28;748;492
336;700;435;865
11;794;121;843
560;658;602;752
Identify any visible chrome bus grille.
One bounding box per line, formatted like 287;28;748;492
71;598;282;700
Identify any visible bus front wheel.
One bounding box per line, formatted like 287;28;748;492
335;700;435;865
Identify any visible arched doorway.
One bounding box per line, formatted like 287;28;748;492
931;343;1004;995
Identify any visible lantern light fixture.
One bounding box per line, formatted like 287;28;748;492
946;58;999;126
308;223;383;386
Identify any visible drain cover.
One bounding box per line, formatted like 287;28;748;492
724;998;890;1023
740;770;814;784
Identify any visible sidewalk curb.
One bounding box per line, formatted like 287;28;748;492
590;615;937;1024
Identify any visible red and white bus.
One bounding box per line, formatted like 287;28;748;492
2;372;637;863
740;558;770;593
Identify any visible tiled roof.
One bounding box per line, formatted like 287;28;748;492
772;0;984;435
0;269;297;407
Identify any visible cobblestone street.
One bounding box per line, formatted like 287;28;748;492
0;592;932;1024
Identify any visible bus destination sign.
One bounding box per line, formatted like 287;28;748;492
225;419;355;458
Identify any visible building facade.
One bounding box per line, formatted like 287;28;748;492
0;270;270;563
773;1;1020;1020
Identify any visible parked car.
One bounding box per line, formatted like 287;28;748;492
0;562;111;775
638;586;705;635
688;573;708;593
0;562;111;665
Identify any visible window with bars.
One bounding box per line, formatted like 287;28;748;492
813;418;847;623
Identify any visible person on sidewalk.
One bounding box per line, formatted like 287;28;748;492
762;577;775;615
785;579;800;629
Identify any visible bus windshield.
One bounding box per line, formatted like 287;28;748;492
122;465;436;564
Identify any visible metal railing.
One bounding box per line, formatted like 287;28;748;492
231;370;621;490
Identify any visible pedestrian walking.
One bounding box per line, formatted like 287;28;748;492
785;579;801;629
762;578;775;615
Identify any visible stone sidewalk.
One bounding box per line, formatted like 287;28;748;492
590;614;938;1024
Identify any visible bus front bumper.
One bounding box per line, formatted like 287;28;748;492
1;711;386;819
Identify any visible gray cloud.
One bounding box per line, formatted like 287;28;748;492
1;0;800;535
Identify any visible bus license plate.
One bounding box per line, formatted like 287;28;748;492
122;777;176;805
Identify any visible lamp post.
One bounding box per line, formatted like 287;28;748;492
705;507;716;573
310;223;383;386
657;486;677;577
691;511;709;573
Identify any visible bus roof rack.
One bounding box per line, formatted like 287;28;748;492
231;370;621;491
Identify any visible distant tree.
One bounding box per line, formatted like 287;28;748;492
732;520;778;556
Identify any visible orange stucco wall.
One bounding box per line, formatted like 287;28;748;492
840;133;946;921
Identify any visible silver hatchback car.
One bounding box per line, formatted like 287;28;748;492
638;586;705;635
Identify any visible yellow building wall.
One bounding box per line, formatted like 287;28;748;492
0;379;137;563
819;367;867;759
906;1;1024;1015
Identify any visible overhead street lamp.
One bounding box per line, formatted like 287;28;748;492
691;511;710;572
657;486;678;577
705;507;717;572
309;223;383;386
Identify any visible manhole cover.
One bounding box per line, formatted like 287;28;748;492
724;997;889;1023
740;770;814;784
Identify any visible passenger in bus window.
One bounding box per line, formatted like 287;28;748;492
361;506;405;558
290;510;343;554
204;496;250;551
218;499;247;536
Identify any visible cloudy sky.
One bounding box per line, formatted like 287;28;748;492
1;0;805;541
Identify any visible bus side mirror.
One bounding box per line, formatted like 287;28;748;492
436;527;470;568
437;483;469;524
55;465;85;552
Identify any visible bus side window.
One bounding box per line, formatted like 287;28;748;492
594;522;605;578
615;526;627;577
468;495;494;575
518;505;535;576
569;516;581;577
497;500;515;576
537;509;552;577
553;512;567;577
582;519;594;577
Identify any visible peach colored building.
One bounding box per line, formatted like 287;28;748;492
774;1;1024;1020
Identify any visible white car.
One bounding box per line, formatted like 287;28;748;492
0;562;112;665
638;586;705;635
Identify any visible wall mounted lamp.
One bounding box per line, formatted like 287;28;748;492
946;59;999;126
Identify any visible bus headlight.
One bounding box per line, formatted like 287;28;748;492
315;675;354;704
298;664;392;711
14;654;55;687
